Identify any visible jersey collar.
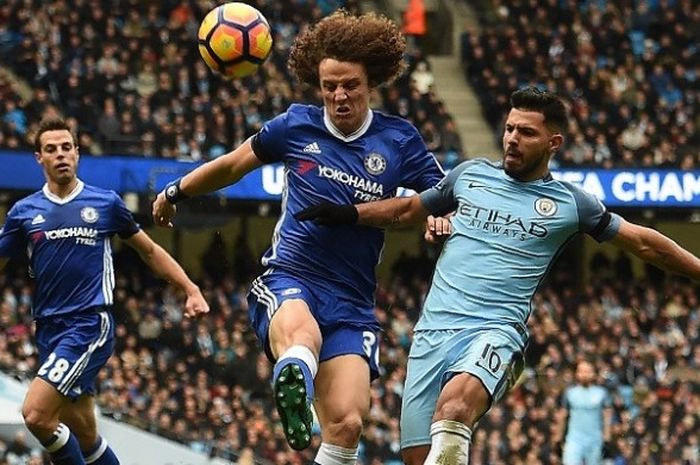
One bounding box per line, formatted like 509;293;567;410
323;108;373;142
43;179;85;205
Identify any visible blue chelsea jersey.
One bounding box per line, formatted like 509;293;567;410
0;181;140;319
252;104;444;308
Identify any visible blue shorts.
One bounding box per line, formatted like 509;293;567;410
400;326;526;449
35;310;115;401
247;268;381;379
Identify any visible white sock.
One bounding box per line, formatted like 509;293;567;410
423;420;472;465
314;442;358;465
44;423;71;453
278;345;319;378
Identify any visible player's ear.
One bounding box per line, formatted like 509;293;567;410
549;134;563;154
34;151;42;165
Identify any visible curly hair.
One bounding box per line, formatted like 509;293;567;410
288;10;407;88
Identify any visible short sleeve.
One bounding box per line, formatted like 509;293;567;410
399;128;445;192
418;160;471;216
0;204;26;257
563;183;621;242
562;389;570;409
112;194;140;239
251;110;289;164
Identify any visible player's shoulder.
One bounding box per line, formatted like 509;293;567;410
285;103;322;120
548;177;600;208
463;157;499;169
550;174;591;196
8;190;45;214
452;157;499;175
81;183;119;198
370;110;419;138
79;183;123;205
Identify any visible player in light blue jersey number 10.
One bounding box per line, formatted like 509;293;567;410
296;86;700;465
0;119;209;465
152;10;444;462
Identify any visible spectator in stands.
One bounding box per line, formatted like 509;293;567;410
462;0;700;167
402;0;427;52
0;0;456;164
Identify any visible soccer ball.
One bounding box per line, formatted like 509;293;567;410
198;2;273;79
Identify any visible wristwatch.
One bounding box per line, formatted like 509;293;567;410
164;178;190;204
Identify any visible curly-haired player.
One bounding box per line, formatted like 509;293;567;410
152;9;444;461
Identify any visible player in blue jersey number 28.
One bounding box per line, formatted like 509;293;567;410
296;87;700;465
152;10;444;463
0;118;209;465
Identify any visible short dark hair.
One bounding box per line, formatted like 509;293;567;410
510;87;568;133
34;118;75;152
288;10;406;88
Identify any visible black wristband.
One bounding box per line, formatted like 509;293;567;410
164;178;189;204
294;202;359;226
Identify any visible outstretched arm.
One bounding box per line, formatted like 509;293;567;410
153;139;263;226
296;161;465;228
124;231;209;317
295;195;430;228
610;219;700;280
176;139;263;197
356;195;431;227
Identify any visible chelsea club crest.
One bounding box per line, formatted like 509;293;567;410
80;207;99;223
364;152;387;176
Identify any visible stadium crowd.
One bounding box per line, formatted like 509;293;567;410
1;0;700;464
0;235;698;465
463;0;700;168
0;0;464;168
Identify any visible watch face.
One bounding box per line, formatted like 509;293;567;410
166;185;178;198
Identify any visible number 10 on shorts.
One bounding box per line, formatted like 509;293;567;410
476;343;502;376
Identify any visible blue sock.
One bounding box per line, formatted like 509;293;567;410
273;346;317;402
42;423;86;465
84;436;120;465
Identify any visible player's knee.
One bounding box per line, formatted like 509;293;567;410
324;412;363;446
22;406;58;438
434;374;490;426
434;395;485;428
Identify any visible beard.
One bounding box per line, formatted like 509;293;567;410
503;148;550;181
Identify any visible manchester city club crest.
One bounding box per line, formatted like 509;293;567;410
80;206;99;223
364;152;387;175
534;198;557;217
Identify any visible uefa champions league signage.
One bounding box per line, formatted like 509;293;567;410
2;151;700;207
262;164;700;207
551;170;700;206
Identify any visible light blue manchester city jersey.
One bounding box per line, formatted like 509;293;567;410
564;385;610;442
418;159;621;331
0;180;140;319
252;104;444;311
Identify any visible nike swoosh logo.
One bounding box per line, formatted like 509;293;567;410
467;181;488;189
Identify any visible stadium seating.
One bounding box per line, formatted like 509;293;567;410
0;0;463;165
462;0;700;168
1;244;699;464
